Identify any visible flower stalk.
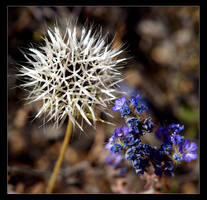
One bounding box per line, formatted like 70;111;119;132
46;118;73;193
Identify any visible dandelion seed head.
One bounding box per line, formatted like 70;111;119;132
18;22;126;130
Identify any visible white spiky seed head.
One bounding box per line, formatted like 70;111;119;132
18;22;126;130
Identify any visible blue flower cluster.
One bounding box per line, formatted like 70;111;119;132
156;124;198;163
105;95;198;177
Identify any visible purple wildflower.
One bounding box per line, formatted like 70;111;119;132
143;117;154;133
125;146;137;160
105;152;123;167
120;103;130;117
104;136;115;150
154;162;162;176
105;94;197;178
112;96;126;111
155;126;170;143
136;104;148;114
168;123;184;134
111;144;122;153
179;139;198;162
169;133;184;145
114;126;131;139
160;143;172;155
135;159;150;175
163;161;174;176
173;153;183;162
126;117;139;134
123;136;140;148
131;94;140;107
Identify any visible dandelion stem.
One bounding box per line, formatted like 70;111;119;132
46;119;73;193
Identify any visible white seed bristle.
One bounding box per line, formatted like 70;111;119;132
18;22;126;130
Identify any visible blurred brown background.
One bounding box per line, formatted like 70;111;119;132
8;6;199;193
